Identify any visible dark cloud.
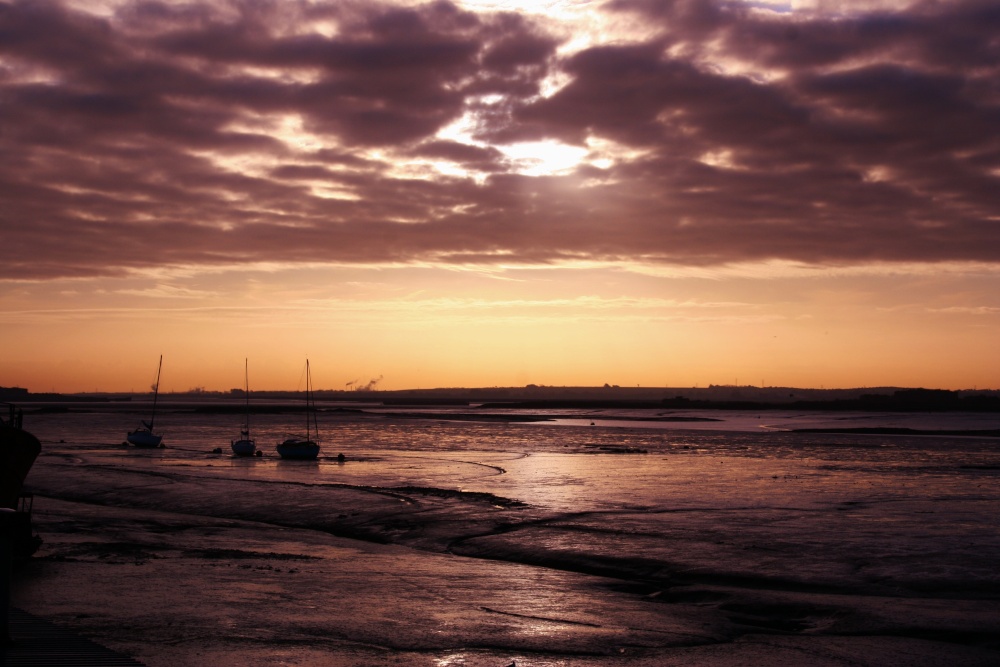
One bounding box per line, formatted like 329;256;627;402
1;0;999;280
408;140;507;172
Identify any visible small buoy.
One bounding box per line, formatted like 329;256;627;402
255;450;263;457
337;453;346;462
212;447;223;454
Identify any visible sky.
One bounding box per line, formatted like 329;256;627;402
1;0;999;393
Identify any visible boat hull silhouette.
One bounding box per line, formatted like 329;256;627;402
276;439;319;460
127;428;162;448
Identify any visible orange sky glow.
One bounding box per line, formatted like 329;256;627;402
2;0;999;393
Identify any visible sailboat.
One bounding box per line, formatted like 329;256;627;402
127;355;163;448
231;359;256;456
276;359;320;460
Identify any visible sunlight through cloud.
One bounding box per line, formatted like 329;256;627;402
499;140;589;175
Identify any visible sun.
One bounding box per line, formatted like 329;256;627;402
498;140;589;176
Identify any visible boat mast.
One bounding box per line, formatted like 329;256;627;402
305;359;315;441
312;361;318;441
150;354;162;430
243;358;250;437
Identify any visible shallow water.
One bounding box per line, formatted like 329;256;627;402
21;406;1000;573
13;406;1000;666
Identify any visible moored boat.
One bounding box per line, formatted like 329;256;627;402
231;359;256;456
275;437;320;460
126;429;162;448
276;359;320;460
127;355;163;448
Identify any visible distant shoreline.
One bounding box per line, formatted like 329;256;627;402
6;386;1000;415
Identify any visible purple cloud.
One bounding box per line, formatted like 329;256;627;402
1;0;999;280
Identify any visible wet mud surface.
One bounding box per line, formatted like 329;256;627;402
10;412;1000;666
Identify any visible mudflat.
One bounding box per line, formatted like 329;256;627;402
10;412;1000;666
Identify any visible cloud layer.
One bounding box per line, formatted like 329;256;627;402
2;0;999;280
